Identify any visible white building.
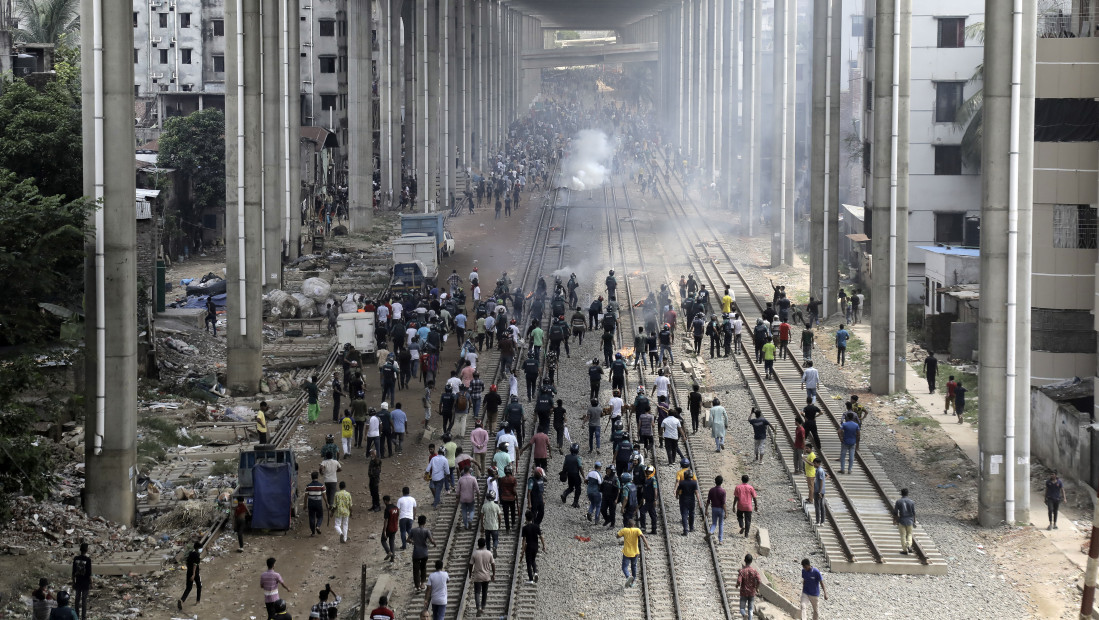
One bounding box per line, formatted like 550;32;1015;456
862;0;985;303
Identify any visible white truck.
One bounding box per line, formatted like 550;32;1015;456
336;312;377;360
392;234;439;281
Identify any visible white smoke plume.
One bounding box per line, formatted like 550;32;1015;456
559;129;614;191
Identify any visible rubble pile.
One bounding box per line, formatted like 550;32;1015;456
2;497;143;555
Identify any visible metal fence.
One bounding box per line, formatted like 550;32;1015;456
1038;0;1099;38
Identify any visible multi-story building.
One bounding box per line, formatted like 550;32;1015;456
861;0;985;304
1029;1;1099;385
132;0;362;161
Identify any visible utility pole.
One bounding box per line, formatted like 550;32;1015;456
869;0;909;394
81;0;138;525
978;0;1034;528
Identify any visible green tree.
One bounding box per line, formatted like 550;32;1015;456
0;77;83;200
0;355;59;519
157;108;226;235
0;171;92;346
953;21;984;170
14;0;79;45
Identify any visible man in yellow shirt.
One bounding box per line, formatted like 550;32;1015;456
803;447;818;505
333;481;353;543
340;410;355;457
615;519;651;588
256;401;269;444
721;288;734;315
762;338;777;380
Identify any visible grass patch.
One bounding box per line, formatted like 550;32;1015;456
913;359;979;426
137;415;203;465
899;415;940;428
846;333;868;365
209;459;236;477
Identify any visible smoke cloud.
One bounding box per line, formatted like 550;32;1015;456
559;129;614;191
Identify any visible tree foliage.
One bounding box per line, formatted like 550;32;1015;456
0;77;83;200
0;171;92;346
157;108;226;230
14;0;79;45
954;21;984;171
0;355;59;519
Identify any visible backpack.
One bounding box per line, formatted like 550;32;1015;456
455;392;469;411
72;556;89;579
549;321;566;341
624;483;638;510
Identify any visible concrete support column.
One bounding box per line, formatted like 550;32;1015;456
474;0;485;170
771;0;788;266
697;0;710;174
978;0;1034;526
459;0;470;178
826;0;841;315
439;0;451;212
783;0;797;265
405;0;417;175
679;1;688;154
810;0;828;307
261;0;282;288
427;0;441;210
225;0;264;394
722;0;738;210
348;0;374;228
81;0;137;524
746;0;760;236
869;0;910;394
287;0;301;259
416;0;431;211
378;0;395;208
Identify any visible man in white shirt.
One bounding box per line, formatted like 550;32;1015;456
391;300;403;321
608;391;625;424
731;314;744;354
367;409;381;457
499;428;518;462
396;486;417;549
468;270;479;284
508;371;520;399
661;412;684;466
651;369;670;400
800;361;821;404
473;284;481;303
446;372;462;395
376;304;389;325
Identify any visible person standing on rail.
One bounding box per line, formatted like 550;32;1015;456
893;488;918;554
615;519;651;589
658;322;674;367
560;443;584;507
527;467;547;525
586;462;604;522
811;458;827;526
709;398;728;452
839;412;861;474
520;510;546;585
802;398;822;449
571;307;588;345
801;361;820;405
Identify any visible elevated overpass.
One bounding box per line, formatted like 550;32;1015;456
522;42;659;69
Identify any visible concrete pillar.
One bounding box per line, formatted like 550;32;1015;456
378;0;395;208
747;0;761;236
771;0;788;266
416;0;431;211
348;0;374;228
405;0;417;176
459;0;470;178
978;0;1034;526
783;0;797;265
869;0;909;394
288;0;301;260
81;0;138;524
225;0;264;394
722;0;738;209
474;0;485;171
827;0;841;315
679;1;688;153
810;0;827;306
261;0;282;288
440;0;451;212
697;0;710;174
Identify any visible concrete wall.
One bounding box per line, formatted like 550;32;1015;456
201;0;225;93
1031;388;1097;488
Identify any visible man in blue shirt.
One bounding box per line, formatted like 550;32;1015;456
390;403;408;455
800;558;828;619
834;325;850;367
838;412;860;474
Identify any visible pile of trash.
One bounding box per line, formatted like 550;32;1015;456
0;497;144;555
265;273;346;320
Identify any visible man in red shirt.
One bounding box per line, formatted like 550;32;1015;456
733;475;759;538
381;496;400;562
736;553;762;619
793;416;806;474
778;321;791;360
663;308;678;341
944;375;957;416
368;594;395;619
521;428;552;471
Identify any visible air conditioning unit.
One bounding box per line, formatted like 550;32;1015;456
170;37;177;46
171;71;178;80
151;36;162;45
151;72;165;79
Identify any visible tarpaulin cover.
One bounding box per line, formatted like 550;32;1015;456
251;462;293;530
180;293;227;309
1035;98;1099;142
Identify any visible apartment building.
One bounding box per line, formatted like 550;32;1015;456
862;0;985;304
1030;2;1099;384
132;0;360;156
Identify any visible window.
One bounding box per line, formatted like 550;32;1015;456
134;48;139;64
133;12;139;27
934;145;963;175
934;81;964;123
937;17;966;48
134;85;141;97
321;94;337;110
934;212;965;245
158;12;168;28
866;17;874;49
181;49;192;64
865;79;872;110
180;12;191;28
213;54;225;73
159;49;169;64
1053;205;1098;249
213;19;224;36
1035;99;1099;142
862;142;871;176
851;15;864;37
319;55;336;73
319;19;335;36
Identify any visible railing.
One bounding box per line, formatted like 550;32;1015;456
1039;0;1099;39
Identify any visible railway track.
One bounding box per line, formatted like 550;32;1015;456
409;163;570;620
608;181;735;620
651;171;946;576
